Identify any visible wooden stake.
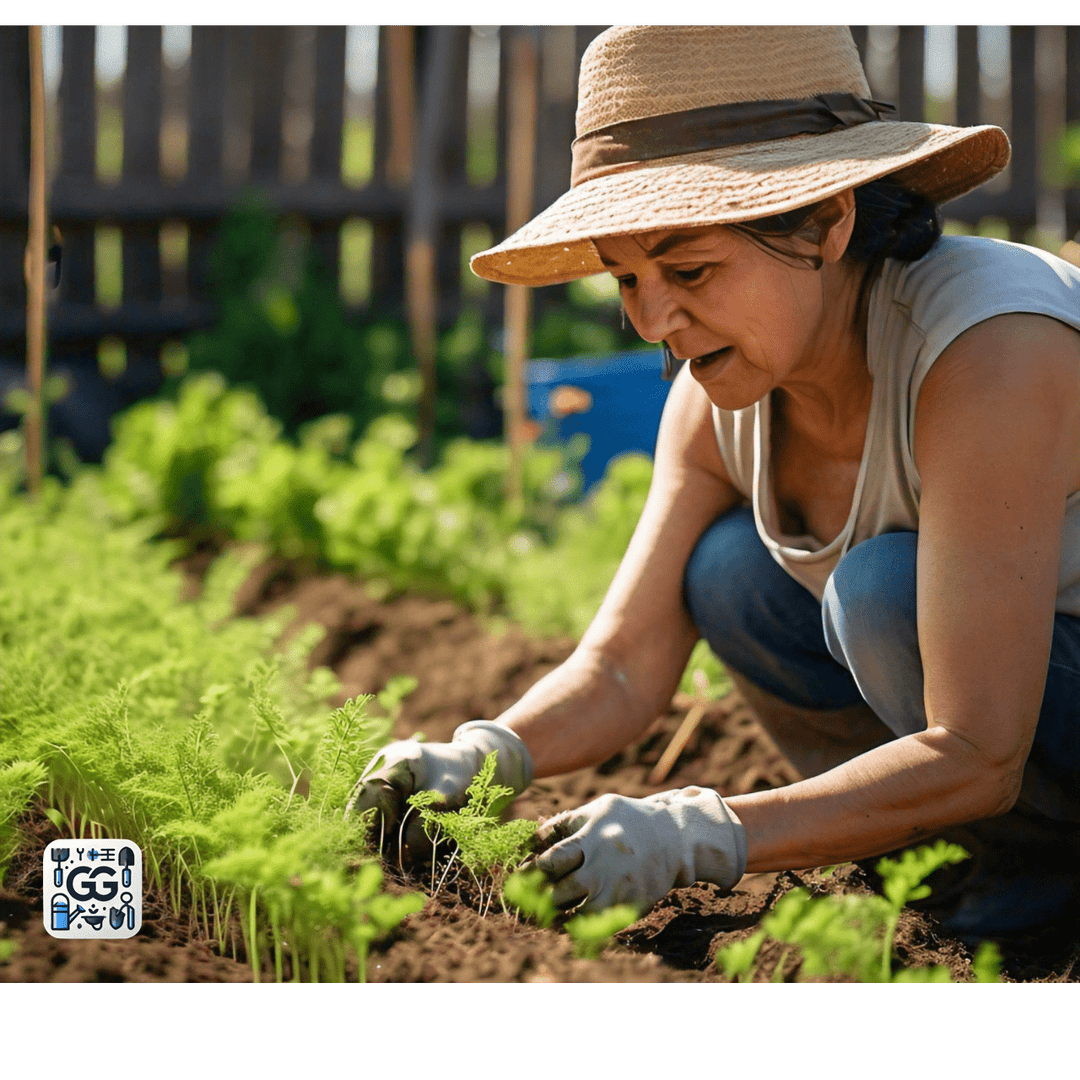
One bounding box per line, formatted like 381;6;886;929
24;25;48;499
407;234;437;460
384;27;414;189
503;29;539;508
647;703;707;787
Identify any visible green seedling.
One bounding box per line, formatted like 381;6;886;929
716;840;1001;983
0;760;46;885
503;868;558;928
348;861;426;982
408;752;537;913
565;904;639;960
874;841;968;980
503;868;641;963
376;675;418;723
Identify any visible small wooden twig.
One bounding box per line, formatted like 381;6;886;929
647;702;707;786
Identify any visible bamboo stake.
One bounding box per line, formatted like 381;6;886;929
24;25;48;499
647;703;707;787
407;234;437;464
384;27;414;189
503;29;539;508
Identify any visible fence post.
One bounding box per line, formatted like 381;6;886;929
407;25;455;467
310;27;347;283
1009;28;1038;241
1065;27;1080;241
186;27;227;302
897;26;926;122
0;27;30;325
25;26;47;497
122;28;163;361
57;27;95;316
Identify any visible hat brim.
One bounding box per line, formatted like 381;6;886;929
471;121;1010;287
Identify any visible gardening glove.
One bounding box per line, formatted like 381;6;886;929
345;720;534;845
532;786;747;915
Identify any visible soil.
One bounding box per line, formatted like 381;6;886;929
4;550;1080;984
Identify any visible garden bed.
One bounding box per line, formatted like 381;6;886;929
3;554;1079;983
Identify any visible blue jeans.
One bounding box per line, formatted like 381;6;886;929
683;507;1080;825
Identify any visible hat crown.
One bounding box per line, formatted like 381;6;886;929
576;26;872;138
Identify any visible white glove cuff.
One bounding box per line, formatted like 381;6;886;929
452;720;534;795
699;789;747;891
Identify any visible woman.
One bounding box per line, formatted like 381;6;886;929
349;26;1080;940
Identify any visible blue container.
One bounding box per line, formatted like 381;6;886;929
526;349;672;494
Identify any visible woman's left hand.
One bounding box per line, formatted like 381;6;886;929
533;787;747;914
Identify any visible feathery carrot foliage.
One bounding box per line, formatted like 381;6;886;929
717;841;1002;983
0;470;417;979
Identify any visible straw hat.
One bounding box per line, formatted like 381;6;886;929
471;26;1010;287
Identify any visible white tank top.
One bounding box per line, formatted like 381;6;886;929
712;234;1080;613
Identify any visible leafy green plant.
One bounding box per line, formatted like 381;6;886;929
502;452;653;635
503;866;638;958
102;375;585;611
0;471;418;980
376;675;419;724
182;202;412;446
95;364;712;678
716;841;1002;983
503;868;558;929
565;904;639;959
408;752;537;913
0;761;47;886
200;826;423;982
347;862;426;982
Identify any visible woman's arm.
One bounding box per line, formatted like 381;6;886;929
496;362;742;777
729;312;1080;871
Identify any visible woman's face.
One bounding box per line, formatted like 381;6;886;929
593;223;843;411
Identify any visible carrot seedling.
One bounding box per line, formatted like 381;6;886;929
503;868;558;928
408;752;537;913
716;840;1000;983
565;904;638;960
347;861;425;982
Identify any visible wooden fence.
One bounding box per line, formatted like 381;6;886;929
1;25;1079;429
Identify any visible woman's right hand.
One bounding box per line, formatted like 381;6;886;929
344;721;534;845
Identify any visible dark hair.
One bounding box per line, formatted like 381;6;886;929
730;177;942;320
